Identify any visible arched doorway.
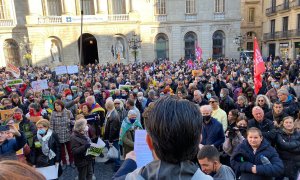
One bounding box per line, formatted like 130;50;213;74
3;39;21;66
212;30;225;59
78;33;99;65
155;33;169;60
184;31;197;60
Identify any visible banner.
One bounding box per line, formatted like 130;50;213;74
253;37;266;94
31;79;49;91
192;69;203;77
6;63;20;78
195;41;202;63
0;107;17;121
6;79;23;86
67;65;79;74
55;66;67;75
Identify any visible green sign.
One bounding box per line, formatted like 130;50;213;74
6;79;23;86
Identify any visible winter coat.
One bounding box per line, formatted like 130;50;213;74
50;109;73;143
275;129;300;178
202;118;225;150
231;139;284;180
19;116;36;147
220;96;235;114
248;118;275;143
104;110;120;142
264;111;289;125
0;131;26;156
282;95;299;118
70;131;93;168
30;131;61;167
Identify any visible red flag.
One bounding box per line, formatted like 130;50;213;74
195;41;202;63
253;37;265;94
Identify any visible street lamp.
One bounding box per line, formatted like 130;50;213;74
19;35;33;66
128;32;142;64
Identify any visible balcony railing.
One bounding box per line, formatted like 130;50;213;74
108;14;129;21
0;19;14;26
155;15;167;22
38;16;62;24
185;14;197;21
264;30;300;40
276;2;290;12
214;12;225;20
292;0;300;8
289;29;300;37
266;7;277;16
264;32;276;40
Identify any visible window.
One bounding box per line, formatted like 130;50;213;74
212;30;225;59
184;32;197;59
284;0;289;9
248;8;255;23
155;0;166;15
283;16;288;32
271;19;275;35
3;39;21;66
298;14;300;31
271;0;276;11
155;33;169;60
0;0;10;19
215;0;224;13
247;42;253;51
47;0;62;16
108;0;126;14
81;0;95;15
186;0;195;14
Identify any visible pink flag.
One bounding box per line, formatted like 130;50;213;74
195;41;202;63
253;37;266;94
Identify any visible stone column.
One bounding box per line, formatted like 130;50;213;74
62;0;75;15
125;0;131;13
97;0;108;14
27;0;43;16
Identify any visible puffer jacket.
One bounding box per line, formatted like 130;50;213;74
231;139;284;180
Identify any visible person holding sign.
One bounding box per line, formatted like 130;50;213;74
113;96;213;180
71;119;94;180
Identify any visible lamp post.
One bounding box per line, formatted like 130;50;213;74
19;35;33;66
128;32;142;64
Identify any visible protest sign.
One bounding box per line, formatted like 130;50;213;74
119;85;132;90
67;65;79;74
86;138;105;156
0;107;17;121
192;69;203;77
6;63;20;78
31;79;49;91
6;79;23;86
37;165;59;180
134;130;153;168
55;66;67;75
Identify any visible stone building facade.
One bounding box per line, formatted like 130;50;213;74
0;0;241;67
262;0;300;59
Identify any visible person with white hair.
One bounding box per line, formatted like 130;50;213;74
137;92;147;110
200;105;225;150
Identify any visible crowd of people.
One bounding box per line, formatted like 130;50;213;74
0;56;300;180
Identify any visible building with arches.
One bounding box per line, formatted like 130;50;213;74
0;0;241;66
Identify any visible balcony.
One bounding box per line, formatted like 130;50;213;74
214;12;225;20
277;31;290;39
155;15;167;22
264;30;300;41
266;7;277;16
108;14;129;21
264;32;276;41
38;16;62;24
292;0;300;8
185;14;197;21
276;2;291;12
289;29;300;37
0;19;14;26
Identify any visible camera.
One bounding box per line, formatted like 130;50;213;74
227;126;247;139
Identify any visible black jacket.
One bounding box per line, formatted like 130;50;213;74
248;118;275;143
220;96;235;114
31;131;61;167
104;110;120;142
70;132;93;167
264;111;288;124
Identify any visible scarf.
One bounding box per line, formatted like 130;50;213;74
37;129;56;160
119;117;143;145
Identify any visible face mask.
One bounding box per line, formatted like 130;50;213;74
210;81;214;85
38;129;46;135
133;89;139;93
203;116;211;123
137;97;143;101
271;82;275;87
94;90;100;94
220;93;224;98
129;118;136;124
13;114;22;121
122;94;127;97
206;93;211;100
274;84;280;89
66;95;73;100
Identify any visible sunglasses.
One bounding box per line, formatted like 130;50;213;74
209;101;217;103
258;100;264;102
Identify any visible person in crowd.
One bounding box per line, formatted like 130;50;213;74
265;101;288;128
86;95;105;137
11;93;26;113
210;96;228;131
71;119;94;180
235;95;252;118
113;96;213;180
277;88;299;118
146;90;156;107
0;124;26;157
248;106;275;143
275;116;300;180
26;103;43;123
114;99;127;123
227;109;239;129
39;99;52;120
62;89;80;117
119;110;143;157
255;95;272;114
219;88;235;114
50;100;74;169
125;98;141;122
266;80;281;103
193;90;208;106
31;119;61;175
176;81;188;97
104;100;121;172
137;92;148;111
223;114;248;157
0;160;46;180
198;145;236;180
231;127;284;180
1;98;14;110
200;105;225;150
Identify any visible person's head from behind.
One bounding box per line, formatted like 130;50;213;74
73;119;88;135
0;160;45;180
145;96;202;163
197;145;221;175
0;125;10;144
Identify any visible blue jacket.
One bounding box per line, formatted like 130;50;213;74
202;117;225;150
248;118;275;143
231;139;284;180
0;131;26;156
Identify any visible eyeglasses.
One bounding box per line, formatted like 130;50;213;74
258;100;264;102
209;101;216;104
114;103;120;105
